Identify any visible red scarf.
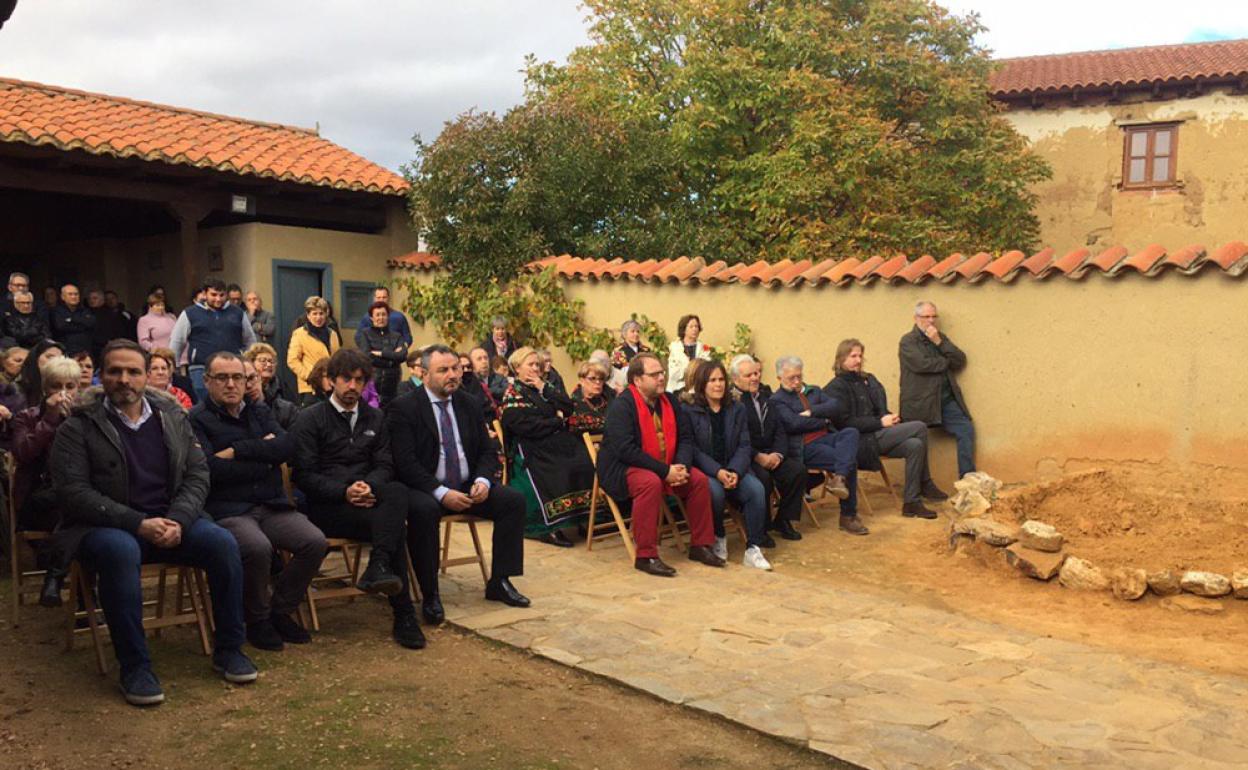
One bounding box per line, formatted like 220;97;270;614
628;384;677;465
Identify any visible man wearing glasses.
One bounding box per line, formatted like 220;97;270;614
899;301;975;478
190;351;326;652
596;352;724;577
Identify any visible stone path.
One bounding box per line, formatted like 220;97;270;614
436;523;1248;770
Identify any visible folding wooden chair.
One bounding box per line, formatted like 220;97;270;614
863;463;899;506
297;538;421;632
582;433;686;561
440;515;489;583
6;454;57;627
66;561;213;675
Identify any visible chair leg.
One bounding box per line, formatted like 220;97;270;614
467;522;489;583
154;568;169;639
879;465;899;504
440;522;454;576
305;583;321;632
404;548;421;603
77;566;109;676
187;569;213;656
858;483;874;515
64;561;80;652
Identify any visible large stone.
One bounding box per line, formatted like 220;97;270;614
1232;570;1248;600
1058;556;1109;591
1179;571;1232;598
1110;567;1148;601
1005;543;1066;580
1146;570;1182;596
1018;520;1064;553
950;517;1018;547
1160;595;1226;615
950;472;1001;517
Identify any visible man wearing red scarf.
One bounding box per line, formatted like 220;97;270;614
596;353;723;576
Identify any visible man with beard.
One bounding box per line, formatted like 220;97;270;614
170;278;256;402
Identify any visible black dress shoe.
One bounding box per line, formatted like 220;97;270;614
422;596;446;625
537;530;575;548
485;577;531;608
921;482;950;501
687;545;727;567
902;501;939;519
634;557;677;577
393;610;427;649
357;557;403;597
39;571;65;608
770;518;802;541
759;533;777;549
246;619;285;651
271;612;311;644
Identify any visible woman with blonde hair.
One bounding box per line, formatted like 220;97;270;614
243;342;298;428
287;296;340;406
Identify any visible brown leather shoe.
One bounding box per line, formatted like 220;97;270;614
634;557;678;577
687;545;727;567
838;515;870;535
902;501;938;519
826;474;850;500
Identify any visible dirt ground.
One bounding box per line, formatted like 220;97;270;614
777;466;1248;679
0;596;848;770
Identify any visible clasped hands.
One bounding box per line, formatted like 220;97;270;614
442;480;489;512
137;518;182;548
664;464;690;486
716;468;739;490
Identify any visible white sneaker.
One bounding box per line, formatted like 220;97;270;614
743;546;772;571
712;536;728;561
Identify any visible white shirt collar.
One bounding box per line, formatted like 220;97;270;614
328;393;356;416
104;394;153;431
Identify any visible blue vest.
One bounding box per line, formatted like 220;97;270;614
185;303;246;365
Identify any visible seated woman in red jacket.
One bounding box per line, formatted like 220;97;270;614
12;355;83;605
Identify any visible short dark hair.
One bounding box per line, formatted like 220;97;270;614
101;338;150;369
627;352;662;385
203;278;227;292
676;314;701;339
421;343;457;372
326;348;373;382
373;285;390;295
226;283;242;294
204;350;243;372
690;359;732;408
368;301;390;316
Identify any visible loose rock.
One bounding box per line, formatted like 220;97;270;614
950;472;1001;517
1005;543;1066;581
1160;595;1225;615
1232;570;1248;600
1109;567;1148;601
1180;571;1231;598
950;517;1018;547
1018;521;1064;553
1146;570;1181;596
1058;556;1109;591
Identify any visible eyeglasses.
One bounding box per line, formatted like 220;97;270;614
246;374;260;383
584;376;605;383
917;314;939;320
207;374;247;383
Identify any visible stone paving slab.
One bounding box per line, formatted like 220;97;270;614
437;524;1248;770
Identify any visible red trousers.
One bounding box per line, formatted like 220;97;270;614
625;466;715;559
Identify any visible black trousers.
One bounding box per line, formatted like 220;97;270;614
751;457;806;523
409;484;526;581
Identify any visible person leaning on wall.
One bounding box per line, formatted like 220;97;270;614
898;300;975;479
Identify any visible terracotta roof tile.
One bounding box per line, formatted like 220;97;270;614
897;255;937;283
984;250;1027;281
1121;244;1167;274
1211;241;1248;272
1161;244;1206;271
1052;248;1091;275
386;251;441;270
799;258;840;284
0;77;406;195
873;255;909;281
775;259;813;286
825;258;862;284
991;39;1248;97
1020;248;1056;276
1087;245;1130;276
736;260;777;284
695;260;728;283
954;252;994;282
927;253;965;281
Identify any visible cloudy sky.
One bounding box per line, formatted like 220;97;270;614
2;1;1246;173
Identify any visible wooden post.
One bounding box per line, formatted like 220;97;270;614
166;201;212;303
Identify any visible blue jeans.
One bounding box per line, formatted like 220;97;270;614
940;397;976;477
188;365;207;403
77;518;246;675
802;428;859;516
706;471;768;547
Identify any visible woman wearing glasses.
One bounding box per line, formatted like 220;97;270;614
569;360;610;435
147;347;193;410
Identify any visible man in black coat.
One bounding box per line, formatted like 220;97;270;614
1;290;49;348
899;301;975;478
191;351;327;652
597;352;723;577
48;283;95;355
291;348;430;650
729;354;806;541
388;344;531;610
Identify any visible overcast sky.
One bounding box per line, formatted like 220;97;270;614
2;1;1246;173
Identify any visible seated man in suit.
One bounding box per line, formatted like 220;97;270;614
769;355;867;536
388;344;531;608
291;348;434;650
51;339;256;706
190;351;327;652
729;354;806;541
597;352;725;577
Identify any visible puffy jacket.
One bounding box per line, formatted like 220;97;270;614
1;310;49;348
189;397;294;519
286;324;340;394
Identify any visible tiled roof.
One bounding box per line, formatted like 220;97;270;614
519;242;1248;286
0;77;408;195
387;251;441;270
990;39;1248;97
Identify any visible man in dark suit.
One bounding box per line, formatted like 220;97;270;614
769;355;866;536
597;352;724;577
729;354;806;541
388;344;531;610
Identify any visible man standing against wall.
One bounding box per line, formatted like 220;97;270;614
170;278;257;401
243;291;276;344
49;283;95;356
899;301;975;478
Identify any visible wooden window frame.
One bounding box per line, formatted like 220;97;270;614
1121;123;1179;190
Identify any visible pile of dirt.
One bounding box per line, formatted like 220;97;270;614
992;468;1248;575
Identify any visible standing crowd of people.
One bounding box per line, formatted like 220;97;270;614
4;267;977;708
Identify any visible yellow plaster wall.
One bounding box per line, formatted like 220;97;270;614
1004;90;1248;250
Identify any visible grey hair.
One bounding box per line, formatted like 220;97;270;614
620;319;641;334
421;343;456;371
40;356;82;390
8;272;28;283
490;315;508;329
13;291;33;301
775;356;803;376
914;300;936;316
588;349;611;365
728;354;757;378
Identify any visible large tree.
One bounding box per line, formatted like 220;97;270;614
407;0;1050;282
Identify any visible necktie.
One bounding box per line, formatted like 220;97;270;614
436;401;463;489
652;409;667;459
796;390;828;444
343;410;356;432
754;394;765;424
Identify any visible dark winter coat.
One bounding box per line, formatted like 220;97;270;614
898;325;970;425
190;397;294;519
823;371;890;471
597;391;694;503
683;400;753;479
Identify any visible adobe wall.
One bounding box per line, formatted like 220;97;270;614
551;273;1248;486
1004;90;1248;251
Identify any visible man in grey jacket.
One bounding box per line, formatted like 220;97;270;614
244;291;277;344
898;301;975;478
51;339;256;707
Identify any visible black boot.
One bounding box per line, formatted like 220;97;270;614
770;517;802;541
40;569;66;608
357;554;403;597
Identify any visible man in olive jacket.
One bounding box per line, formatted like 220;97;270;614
898;301;975;478
51;340;254;707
